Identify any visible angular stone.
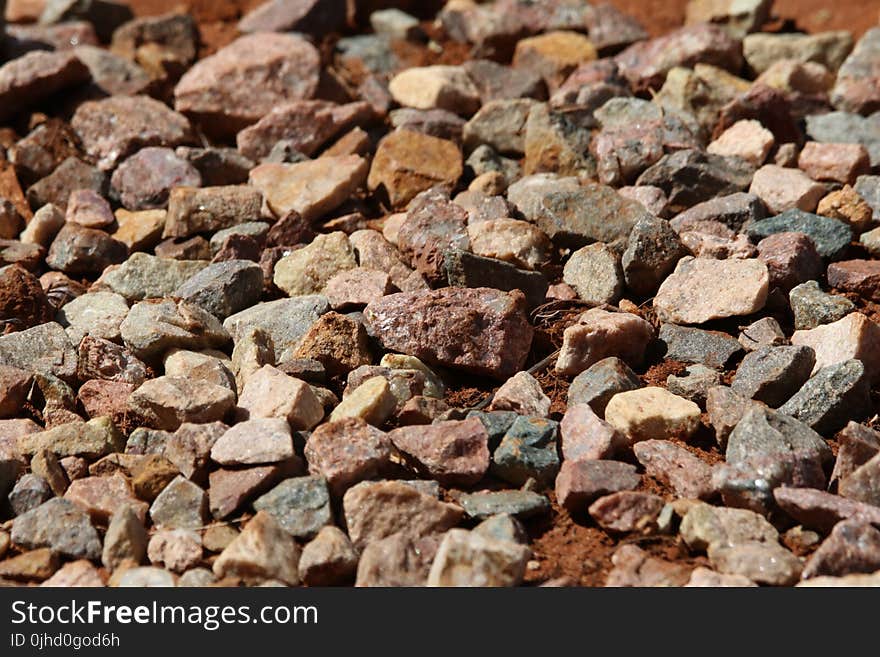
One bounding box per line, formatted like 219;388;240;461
298;526;358;586
46;224;127;274
588;491;665;533
224;296;329;363
791;312;880;380
11;498;101;560
57;291;129;345
112;209;167;252
488;371;550;417
622;215;688;297
149;475;207;530
65;189;114;229
364;287;532;380
563;243;623;305
789;281;854;330
757;232;823;293
250;156;369;222
210;418;293;467
102;506;148;570
111;147;201;211
397;190;469;285
802;520;880;579
463;99;537;156
774;487;880;533
98;253;207;301
324;268;392;311
555;308;654;378
120;298;229;360
389;418;489;487
799;141;870;185
654;257;769;325
707;119;775;166
779;360;871;435
208;465;282;520
329;376;397;426
466;218;552;271
129;376;234;431
77;336;148;386
455;489;551;520
427;528;530;587
355;531;439;587
606;544;693;587
65;473;147;523
304;418;393;496
749;165;827;214
807;113;880;167
567;357;642;417
491;415;559;486
709;541;802;586
237;365;324;430
342;480;463;548
147;529;202;574
0;548;60;582
633;440;715;500
732;345;816;407
820;185;873;234
213;511;300;585
743;31;854;75
367;130;463;208
162;185;263;240
605;387;702;444
444;250;549;310
555;459;640;513
8;474;52;517
839;452;880;507
0;50;90;122
832;422;880;487
252;476;331;540
560;403;628;461
18;416;123;459
174;260;263;321
389;107;465;143
388;65;480;115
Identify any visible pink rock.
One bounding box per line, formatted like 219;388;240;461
304;418;394;496
749;164;826;214
798;141;871;185
397;190;470;285
174;33;320;137
757;231;823;292
828;260;880;301
791;312;880;380
65;189;115;228
588;491;665;532
488;371;550;417
0;365;33;419
41;560;104;587
633;439;715;500
77;379;135;426
65;474;148;523
364;287;533;380
554;308;654;377
555;459;640;512
237;365;324;431
707;119;775;167
773;487;880;533
324;268;393;311
606;544;692;586
208;465;284;520
388;417;490;487
147;529;202;573
238;0;346;36
0;50;90;122
560;403;628;461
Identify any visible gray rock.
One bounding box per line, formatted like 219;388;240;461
789;280;854;330
99;253;207;301
149;475;208;529
102;505;148;571
492;416;559;487
472;513;528;545
466;411;519;449
463;98;538;156
252;476;332;540
209;222;269;254
8;473;52;516
567;357;642;416
747;209;853;260
854;175;880;219
223;296;329;363
563;243;624;304
732;345;816;407
636;149;754;214
666;364;721;405
444;249;548;309
658;323;742;369
670;192;767;234
120;298;230;360
173;260;264;320
779;360;871;435
456;490;550;520
622;215;687;296
11;498;101;560
0;322;77;382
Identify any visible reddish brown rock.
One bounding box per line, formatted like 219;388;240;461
77;379;134;426
802;520;880;579
65;474;148;523
773;487;880;533
290;312;373;378
633;440;715;500
304;418;394;496
46;224;128;274
389;417;490;487
827;260;880;301
757;232;823;293
0;264;53;331
363;287;533;380
208;465;284;519
324;268;392;310
397;190;469;285
555;459;640;513
0;50;90;122
77;336;149;386
111;147;201;211
174;33;320;137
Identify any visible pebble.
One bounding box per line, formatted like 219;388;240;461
757;232;823;293
162;185;263;240
605;544;692;587
174;259;263;321
252;476;332;540
562;243;623;304
210;418;293;467
365;287;532;380
367;130;463;208
298;526;358;586
554;308;654;378
802;520;880;579
455;489;550;520
680;503;779;552
389;65;480;115
605;387;702;444
798;141;870;185
304;418;393;495
492;416;559;487
18;416;124;459
65;189;114;229
97;252;207;301
749;164;826;214
46;223;128;274
224;296;329;363
112;209;168;253
0;50;89;122
818;185;873;234
832;421;880;486
213;511;301;585
779;360;871;434
732;345;816;407
709;541;802;586
238;365;323;431
633;440;715;500
466;218;552;270
427;528;530;587
111;147;201;211
342;480;463;549
120;298;229;360
588;491;665;533
555;459;640;512
839;452;880;507
791;312;880;380
621;215;688;297
11;498;101;560
250;156;369;223
789;280;855;330
329;376;397;426
567;357;642;417
488;371;550;417
149;475;208;530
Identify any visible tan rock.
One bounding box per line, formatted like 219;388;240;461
604;387;701;443
555;308;654;377
272;231;356;296
749;164;826;214
237;365;324;430
467;218;552;270
388;65;480;115
707;119;774;167
791;312;880;380
330;376;397;426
